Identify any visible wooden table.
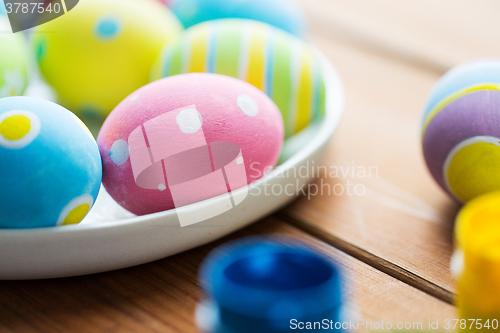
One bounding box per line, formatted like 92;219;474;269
3;0;499;331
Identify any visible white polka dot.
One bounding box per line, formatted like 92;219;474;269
158;184;166;191
176;108;203;134
0;110;41;149
110;139;130;165
130;94;139;102
237;94;259;117
236;156;243;164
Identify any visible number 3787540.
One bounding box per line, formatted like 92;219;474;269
445;319;499;330
5;2;62;14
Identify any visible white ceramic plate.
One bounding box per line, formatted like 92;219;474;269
0;51;344;279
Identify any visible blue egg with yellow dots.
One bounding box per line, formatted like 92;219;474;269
0;97;102;228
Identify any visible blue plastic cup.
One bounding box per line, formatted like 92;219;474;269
196;237;344;332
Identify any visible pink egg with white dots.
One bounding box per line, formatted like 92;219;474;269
97;73;284;216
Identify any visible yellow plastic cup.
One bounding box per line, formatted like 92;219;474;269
454;191;500;331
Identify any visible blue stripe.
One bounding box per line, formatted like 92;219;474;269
423;61;500;120
207;23;218;73
312;61;321;122
265;30;275;98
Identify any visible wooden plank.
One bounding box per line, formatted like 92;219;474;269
297;0;500;73
283;32;460;296
0;218;455;333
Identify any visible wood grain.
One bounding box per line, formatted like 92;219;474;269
1;1;477;331
279;213;454;304
0;218;455;333
282;30;461;296
297;0;500;73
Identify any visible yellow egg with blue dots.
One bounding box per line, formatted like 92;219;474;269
0;96;102;228
32;0;183;119
151;19;325;138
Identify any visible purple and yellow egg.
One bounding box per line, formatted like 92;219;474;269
0;97;102;228
422;58;500;202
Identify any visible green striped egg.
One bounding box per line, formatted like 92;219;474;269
151;19;325;137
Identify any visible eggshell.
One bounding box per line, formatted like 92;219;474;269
422;58;500;202
97;73;284;216
156;0;172;6
170;0;307;37
32;0;182;119
0;17;28;97
0;97;102;228
151;19;324;138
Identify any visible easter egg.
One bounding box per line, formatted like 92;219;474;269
151;19;325;138
0;17;28;97
170;0;307;38
32;0;182;119
422;58;500;202
97;73;284;217
0;97;102;228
